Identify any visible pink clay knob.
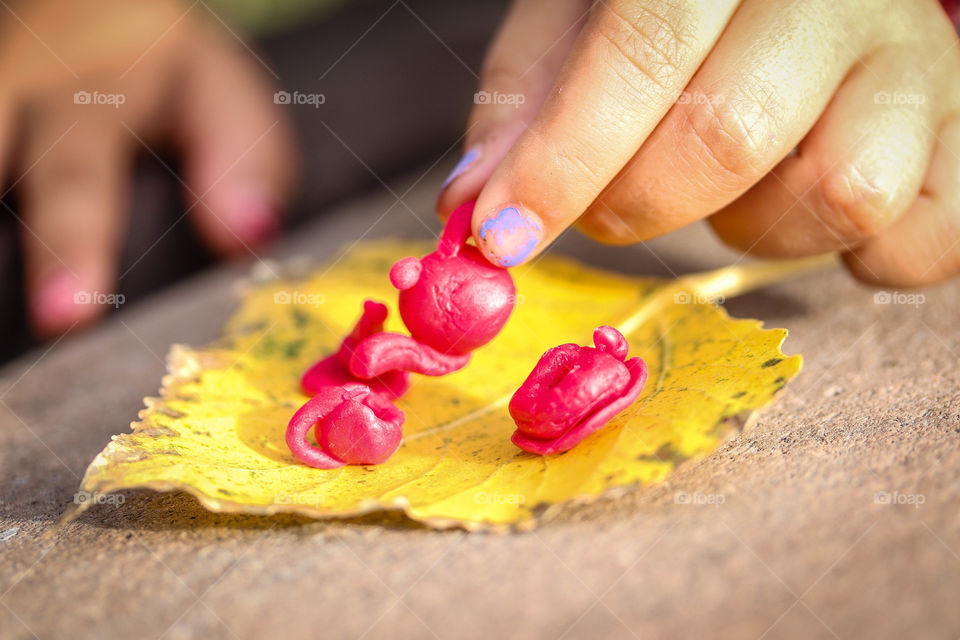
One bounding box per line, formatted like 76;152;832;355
594;325;629;360
389;257;422;291
437;200;475;258
352;299;388;337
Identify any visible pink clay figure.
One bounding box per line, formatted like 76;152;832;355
510;326;648;456
348;200;516;380
300;300;410;399
348;331;471;378
290;201;517;469
286;383;405;469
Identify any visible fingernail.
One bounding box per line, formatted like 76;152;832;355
477;204;543;267
440;147;480;190
227;187;279;244
31;270;83;335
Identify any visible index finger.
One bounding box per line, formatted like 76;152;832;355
471;0;739;267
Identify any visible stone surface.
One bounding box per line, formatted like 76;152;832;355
1;165;959;639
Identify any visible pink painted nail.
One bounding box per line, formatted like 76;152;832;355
31;270;84;334
226;187;279;244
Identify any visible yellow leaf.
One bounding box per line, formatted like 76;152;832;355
69;241;827;530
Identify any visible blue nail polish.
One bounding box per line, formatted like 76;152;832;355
441;148;480;190
478;206;542;267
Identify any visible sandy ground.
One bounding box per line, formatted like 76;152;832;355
1;167;958;639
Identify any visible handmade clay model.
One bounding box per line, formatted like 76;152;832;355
300;300;410;399
348;200;516;378
286;383;405;469
288;200;517;469
510;326;648;455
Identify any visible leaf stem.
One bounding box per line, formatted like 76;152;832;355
680;253;838;300
618;253;837;336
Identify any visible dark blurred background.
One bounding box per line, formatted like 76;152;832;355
0;0;510;363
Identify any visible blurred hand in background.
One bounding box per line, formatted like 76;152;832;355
0;0;295;337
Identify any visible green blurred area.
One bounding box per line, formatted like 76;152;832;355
206;0;347;34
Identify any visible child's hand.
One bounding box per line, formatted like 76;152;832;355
0;0;295;336
438;0;960;286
